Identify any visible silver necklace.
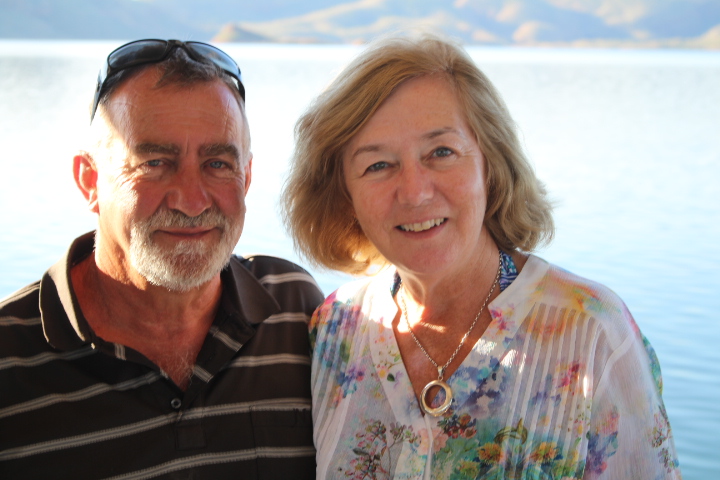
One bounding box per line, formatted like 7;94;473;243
399;252;502;416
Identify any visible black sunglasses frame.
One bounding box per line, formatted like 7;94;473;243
90;39;245;123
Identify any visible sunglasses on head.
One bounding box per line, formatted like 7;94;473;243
90;39;245;123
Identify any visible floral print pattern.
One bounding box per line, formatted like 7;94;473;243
348;421;421;479
310;256;682;479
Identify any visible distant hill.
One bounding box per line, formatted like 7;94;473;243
1;0;718;48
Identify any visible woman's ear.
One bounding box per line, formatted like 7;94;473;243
73;152;99;214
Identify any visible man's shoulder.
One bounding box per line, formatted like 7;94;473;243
0;281;46;358
230;254;320;290
227;254;325;314
0;281;41;318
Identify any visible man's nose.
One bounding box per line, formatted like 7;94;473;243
165;166;212;217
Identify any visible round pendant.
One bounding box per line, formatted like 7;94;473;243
420;379;453;416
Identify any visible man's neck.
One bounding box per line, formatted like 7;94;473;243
70;252;222;390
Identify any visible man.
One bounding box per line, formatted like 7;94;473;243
0;40;323;479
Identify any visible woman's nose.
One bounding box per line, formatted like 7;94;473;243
396;161;434;207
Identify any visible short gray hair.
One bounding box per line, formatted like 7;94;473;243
95;47;250;160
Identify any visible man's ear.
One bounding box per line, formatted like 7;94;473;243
73;152;99;214
243;154;252;194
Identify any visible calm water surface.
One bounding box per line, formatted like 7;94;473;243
1;41;718;478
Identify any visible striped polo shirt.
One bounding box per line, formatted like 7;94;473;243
0;232;325;479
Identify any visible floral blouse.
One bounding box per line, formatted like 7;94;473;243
309;255;682;479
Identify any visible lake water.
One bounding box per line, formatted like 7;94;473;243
1;40;718;478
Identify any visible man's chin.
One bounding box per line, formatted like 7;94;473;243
130;221;240;292
141;258;228;292
152;228;221;249
132;246;232;292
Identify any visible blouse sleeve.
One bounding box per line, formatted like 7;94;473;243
585;317;682;479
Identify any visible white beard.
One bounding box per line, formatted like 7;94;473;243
129;207;242;292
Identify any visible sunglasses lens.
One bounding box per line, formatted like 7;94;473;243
107;40;169;70
93;40;245;122
187;43;239;74
187;42;244;100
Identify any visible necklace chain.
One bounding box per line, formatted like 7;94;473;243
399;251;502;381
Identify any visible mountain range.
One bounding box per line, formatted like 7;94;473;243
1;0;719;48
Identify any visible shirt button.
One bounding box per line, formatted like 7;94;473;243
170;398;182;410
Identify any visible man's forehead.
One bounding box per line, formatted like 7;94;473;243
104;75;244;133
110;65;241;101
93;67;249;163
105;68;244;121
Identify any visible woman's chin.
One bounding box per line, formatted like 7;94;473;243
391;250;462;279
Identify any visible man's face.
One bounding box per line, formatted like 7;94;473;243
90;68;251;291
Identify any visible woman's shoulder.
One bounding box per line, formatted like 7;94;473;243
544;256;622;302
517;255;640;343
519;255;625;309
321;268;395;307
311;268;395;327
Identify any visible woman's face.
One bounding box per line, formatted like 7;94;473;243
343;75;492;280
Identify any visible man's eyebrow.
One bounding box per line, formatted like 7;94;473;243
200;143;241;161
134;143;180;156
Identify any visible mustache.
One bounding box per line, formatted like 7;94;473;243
143;207;229;230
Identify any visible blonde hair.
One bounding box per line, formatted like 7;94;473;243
282;33;553;274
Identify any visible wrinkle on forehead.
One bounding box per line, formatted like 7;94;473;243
218;95;251;161
88;73;251;165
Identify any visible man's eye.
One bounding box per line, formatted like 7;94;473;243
208;160;228;169
366;161;388;173
145;159;163;167
433;147;453;157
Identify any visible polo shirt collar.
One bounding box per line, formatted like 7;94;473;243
39;231;281;351
221;256;281;326
40;232;95;350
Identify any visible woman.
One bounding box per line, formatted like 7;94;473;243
282;34;681;479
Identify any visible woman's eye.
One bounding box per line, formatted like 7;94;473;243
366;161;388;173
433;147;453;157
